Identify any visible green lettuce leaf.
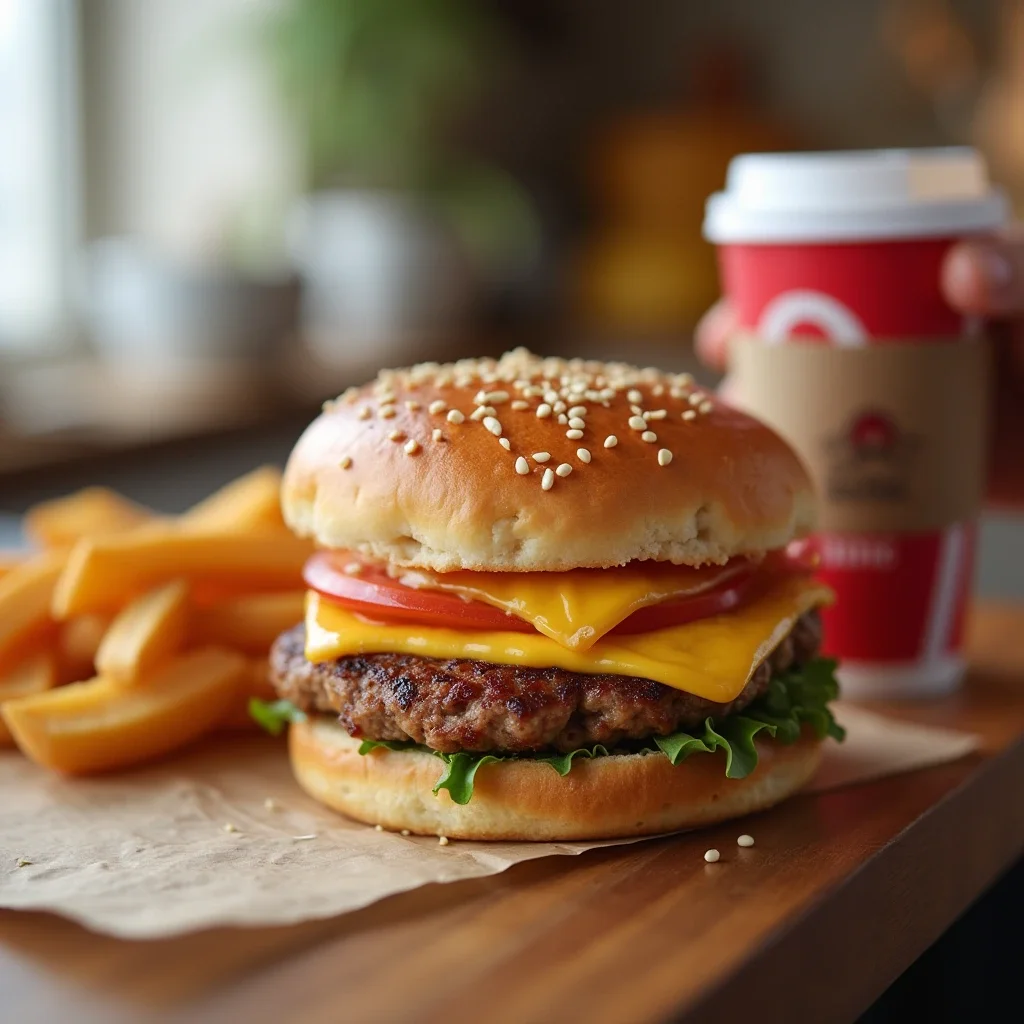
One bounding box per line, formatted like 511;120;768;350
249;698;307;736
356;657;845;804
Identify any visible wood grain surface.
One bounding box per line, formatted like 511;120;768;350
2;604;1024;1024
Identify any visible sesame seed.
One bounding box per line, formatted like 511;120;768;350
644;409;667;420
630;405;643;416
401;830;411;836
657;448;673;466
536;403;552;418
541;468;555;490
339;455;353;470
511;400;529;410
432;428;444;442
533;452;551;462
404;400;420;411
379;405;397;419
699;401;713;414
485;390;509;404
377;391;396;404
604;435;618;448
16;858;31;868
292;834;317;841
652;384;665;396
438;835;450;846
641;430;657;443
343;562;363;575
568;405;587;417
704;849;720;863
689;392;703;406
556;463;572;477
428;400;447;414
737;834;755;848
670;387;684;399
374;824;384;832
483;416;503;436
264;797;278;811
553;400;567;414
627;389;643;403
682;410;697;421
515;456;530;475
387;429;404;442
499;437;511;450
566;429;584;440
577;448;591;463
557;414;568;425
470;406;494;421
544;390;559;404
358;407;371;420
223;823;238;833
568;417;586;430
628;416;646;430
447;409;465;424
404;439;420;455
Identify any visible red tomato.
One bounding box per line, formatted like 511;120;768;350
304;552;809;636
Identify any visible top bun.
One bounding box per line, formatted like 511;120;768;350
282;349;815;572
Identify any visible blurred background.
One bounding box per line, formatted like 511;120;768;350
1;0;1023;593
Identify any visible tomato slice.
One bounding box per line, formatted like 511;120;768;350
304;551;810;637
304;555;536;633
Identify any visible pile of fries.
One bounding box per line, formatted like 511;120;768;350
0;467;311;774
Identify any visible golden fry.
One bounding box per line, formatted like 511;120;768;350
0;552;64;667
1;647;246;774
58;613;112;683
219;657;277;731
0;653;58;746
95;580;190;684
180;466;287;533
191;591;305;654
52;530;313;618
23;487;154;549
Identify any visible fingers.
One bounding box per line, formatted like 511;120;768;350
942;229;1024;317
694;299;738;372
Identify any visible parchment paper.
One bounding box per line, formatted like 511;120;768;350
0;703;978;938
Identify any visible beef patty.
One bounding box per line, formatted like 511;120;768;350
269;611;822;754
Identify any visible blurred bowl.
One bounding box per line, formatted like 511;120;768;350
81;239;300;367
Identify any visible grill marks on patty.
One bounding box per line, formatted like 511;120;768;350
269;611;823;754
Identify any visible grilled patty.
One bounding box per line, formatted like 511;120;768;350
269;611;822;754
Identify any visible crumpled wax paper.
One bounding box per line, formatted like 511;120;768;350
0;703;978;938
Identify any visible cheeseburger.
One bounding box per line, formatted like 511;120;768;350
266;349;843;840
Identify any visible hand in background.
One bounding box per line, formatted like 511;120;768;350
695;231;1024;508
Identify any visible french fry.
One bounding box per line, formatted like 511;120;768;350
95;580;190;684
0;551;25;579
179;466;287;533
1;647;246;774
58;613;112;683
23;487;154;549
0;653;58;746
220;657;277;731
52;530;313;618
191;591;305;654
0;552;64;667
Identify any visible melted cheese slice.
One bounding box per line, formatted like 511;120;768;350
395;562;746;651
306;575;832;703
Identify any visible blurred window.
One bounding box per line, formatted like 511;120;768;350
0;0;77;353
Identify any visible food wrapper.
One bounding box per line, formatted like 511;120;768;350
0;704;978;938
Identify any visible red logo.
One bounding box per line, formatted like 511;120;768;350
825;407;919;505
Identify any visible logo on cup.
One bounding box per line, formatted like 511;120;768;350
824;408;921;505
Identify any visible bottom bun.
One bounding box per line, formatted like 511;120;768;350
289;716;823;841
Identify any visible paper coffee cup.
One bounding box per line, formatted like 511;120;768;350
704;148;1008;697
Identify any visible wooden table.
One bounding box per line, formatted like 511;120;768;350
2;604;1024;1024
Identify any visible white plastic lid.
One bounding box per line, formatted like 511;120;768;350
704;147;1008;243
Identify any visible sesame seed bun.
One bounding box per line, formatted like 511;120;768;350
282;349;815;571
289;716;823;841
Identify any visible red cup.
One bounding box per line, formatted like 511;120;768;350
704;149;1007;697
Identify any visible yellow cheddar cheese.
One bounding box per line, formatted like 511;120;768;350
305;575;832;703
395;562;743;651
